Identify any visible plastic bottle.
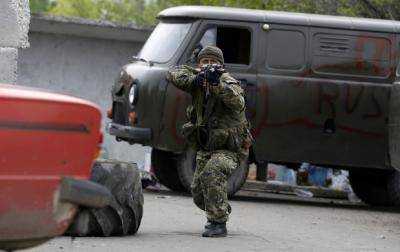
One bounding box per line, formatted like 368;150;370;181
294;188;314;198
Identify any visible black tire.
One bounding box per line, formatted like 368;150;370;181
349;168;400;206
177;148;249;197
151;148;186;192
66;160;143;236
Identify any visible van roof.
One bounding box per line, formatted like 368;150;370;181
158;6;400;33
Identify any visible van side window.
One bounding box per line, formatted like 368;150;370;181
198;27;251;65
312;33;391;78
266;29;306;70
199;28;217;47
397;63;400;77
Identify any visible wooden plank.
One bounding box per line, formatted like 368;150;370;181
241;180;348;200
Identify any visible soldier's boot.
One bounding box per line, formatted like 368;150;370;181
204;220;212;230
202;222;227;237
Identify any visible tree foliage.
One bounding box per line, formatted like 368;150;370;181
30;0;400;26
30;0;54;13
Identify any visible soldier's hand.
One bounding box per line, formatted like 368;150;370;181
205;64;224;86
195;71;206;87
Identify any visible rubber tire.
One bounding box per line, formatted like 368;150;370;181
177;148;249;197
66;160;143;236
151;148;186;192
349;168;400;206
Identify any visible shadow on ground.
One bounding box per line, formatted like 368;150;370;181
144;188;400;214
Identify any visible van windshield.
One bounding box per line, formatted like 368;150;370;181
138;22;192;63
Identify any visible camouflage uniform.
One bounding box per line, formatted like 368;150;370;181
167;65;251;224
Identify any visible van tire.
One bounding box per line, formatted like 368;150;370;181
151;148;186;192
349;168;400;206
66;160;143;236
177;148;249;197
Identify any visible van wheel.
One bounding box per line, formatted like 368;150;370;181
151;148;186;192
349;168;400;206
177;149;249;197
66;160;143;236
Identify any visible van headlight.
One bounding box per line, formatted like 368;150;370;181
129;85;137;105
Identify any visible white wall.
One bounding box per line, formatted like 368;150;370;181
17;17;153;167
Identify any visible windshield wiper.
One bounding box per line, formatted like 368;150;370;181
131;56;154;66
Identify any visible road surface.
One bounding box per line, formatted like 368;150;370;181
28;190;400;252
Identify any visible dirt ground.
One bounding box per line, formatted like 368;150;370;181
28;190;400;252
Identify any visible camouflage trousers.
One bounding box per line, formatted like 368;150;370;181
191;149;238;223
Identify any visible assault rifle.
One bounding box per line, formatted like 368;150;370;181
197;64;225;99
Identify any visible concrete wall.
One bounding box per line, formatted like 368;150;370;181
18;15;153;167
0;0;30;84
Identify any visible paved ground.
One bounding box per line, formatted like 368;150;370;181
29;190;400;252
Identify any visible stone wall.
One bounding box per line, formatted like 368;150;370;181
0;0;30;84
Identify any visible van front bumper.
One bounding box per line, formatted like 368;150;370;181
107;122;152;144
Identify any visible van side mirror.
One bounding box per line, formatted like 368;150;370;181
187;44;203;64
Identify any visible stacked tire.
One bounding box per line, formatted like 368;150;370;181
67;160;143;236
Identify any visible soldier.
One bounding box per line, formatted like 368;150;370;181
167;46;252;237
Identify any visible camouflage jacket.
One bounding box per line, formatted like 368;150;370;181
167;65;252;156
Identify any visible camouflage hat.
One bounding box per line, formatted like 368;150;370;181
197;46;224;64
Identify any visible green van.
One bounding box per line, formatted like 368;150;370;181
108;6;400;206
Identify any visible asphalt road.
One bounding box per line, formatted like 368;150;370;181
28;190;400;252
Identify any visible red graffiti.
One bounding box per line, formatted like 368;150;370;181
345;85;364;114
168;32;396;144
251;85;269;138
250;83;384;139
363;92;382;119
316;83;340;117
267;118;319;129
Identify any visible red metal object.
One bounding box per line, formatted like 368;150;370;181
0;84;102;248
